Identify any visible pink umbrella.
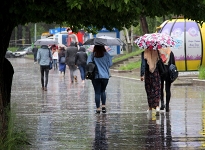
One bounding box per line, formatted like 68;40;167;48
134;33;176;50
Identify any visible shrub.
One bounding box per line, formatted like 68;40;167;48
198;66;205;80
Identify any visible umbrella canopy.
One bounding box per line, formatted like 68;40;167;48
83;35;125;46
34;38;59;46
86;45;111;52
134;33;176;50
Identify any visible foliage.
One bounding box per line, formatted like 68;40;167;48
0;108;28;150
119;61;141;71
199;66;205;80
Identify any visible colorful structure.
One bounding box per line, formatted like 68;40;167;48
158;18;205;71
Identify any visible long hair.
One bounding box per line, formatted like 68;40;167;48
93;45;106;58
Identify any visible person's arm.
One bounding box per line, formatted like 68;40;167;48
36;50;40;64
140;52;145;81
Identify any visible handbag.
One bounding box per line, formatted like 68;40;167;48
48;49;53;70
157;50;168;77
169;54;178;82
60;56;65;63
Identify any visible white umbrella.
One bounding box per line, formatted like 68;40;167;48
34;38;59;46
83;35;125;46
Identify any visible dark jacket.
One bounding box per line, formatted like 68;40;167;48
75;47;88;66
58;48;66;63
65;42;78;66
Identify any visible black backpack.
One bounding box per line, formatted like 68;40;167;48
169;64;178;83
85;55;98;80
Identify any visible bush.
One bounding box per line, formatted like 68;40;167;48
199;66;205;80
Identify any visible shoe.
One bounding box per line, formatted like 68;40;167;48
44;87;47;91
74;76;78;82
96;110;100;114
160;104;165;110
156;107;160;116
82;80;85;84
102;107;106;113
41;87;44;90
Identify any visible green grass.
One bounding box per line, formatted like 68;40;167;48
8;47;18;52
0;107;28;150
112;48;143;71
112;49;143;63
198;66;205;80
119;61;141;70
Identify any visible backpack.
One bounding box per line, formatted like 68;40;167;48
169;64;178;83
85;55;97;80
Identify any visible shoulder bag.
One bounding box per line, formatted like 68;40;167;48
85;54;98;80
169;54;178;83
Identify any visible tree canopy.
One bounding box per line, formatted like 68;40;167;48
2;0;205;33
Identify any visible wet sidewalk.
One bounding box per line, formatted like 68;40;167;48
9;58;205;149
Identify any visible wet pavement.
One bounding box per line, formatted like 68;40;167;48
9;57;205;149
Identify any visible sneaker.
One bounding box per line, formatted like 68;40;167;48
156;107;160;116
160;104;165;110
102;107;106;113
96;110;100;114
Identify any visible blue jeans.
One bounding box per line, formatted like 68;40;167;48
78;64;86;80
52;59;58;69
92;79;109;108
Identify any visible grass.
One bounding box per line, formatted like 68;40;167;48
0;108;29;150
198;66;205;80
112;47;143;71
8;47;19;52
112;49;143;63
119;61;141;70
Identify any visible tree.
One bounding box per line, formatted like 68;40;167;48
1;0;205;135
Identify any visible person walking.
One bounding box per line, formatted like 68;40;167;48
140;48;161;116
32;45;38;64
51;45;58;70
75;46;88;83
87;45;113;114
58;46;66;76
65;42;78;83
37;45;52;91
159;48;176;112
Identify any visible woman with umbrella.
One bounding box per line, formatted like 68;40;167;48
87;45;113;114
140;48;161;116
136;33;176;116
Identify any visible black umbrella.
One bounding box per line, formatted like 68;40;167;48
83;35;125;46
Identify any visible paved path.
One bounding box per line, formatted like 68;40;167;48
9;57;205;149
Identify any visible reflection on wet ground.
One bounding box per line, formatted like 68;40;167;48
9;58;205;149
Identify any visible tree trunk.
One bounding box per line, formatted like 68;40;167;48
139;15;149;34
10;28;16;47
123;27;132;53
17;25;23;47
0;22;15;137
25;25;31;45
